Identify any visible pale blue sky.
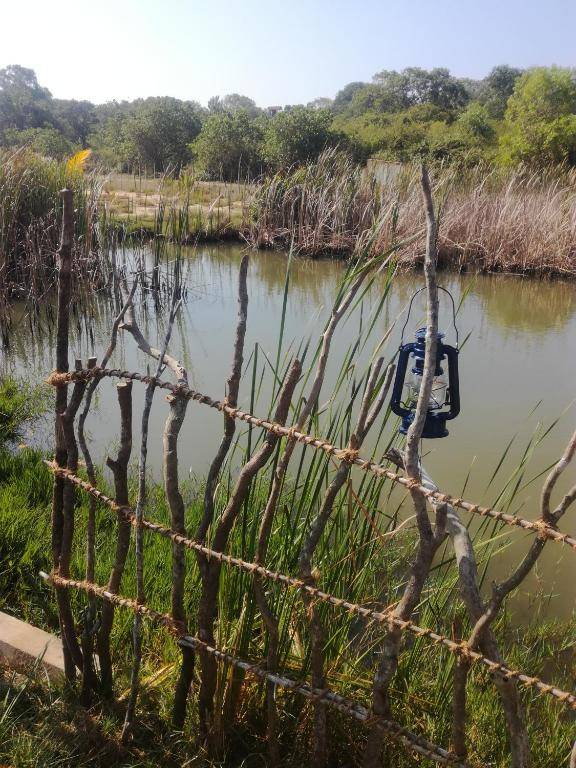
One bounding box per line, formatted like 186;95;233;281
2;0;574;106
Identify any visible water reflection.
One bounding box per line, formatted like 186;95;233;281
474;275;576;333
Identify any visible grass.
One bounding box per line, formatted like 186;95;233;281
101;170;252;240
0;444;574;767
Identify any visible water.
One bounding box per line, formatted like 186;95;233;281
2;244;575;620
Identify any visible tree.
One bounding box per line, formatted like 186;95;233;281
333;82;366;111
346;83;408;116
191;111;264;180
0;65;53;134
3;126;77;159
308;97;333;110
208;93;260;118
53;99;97;145
500;67;576;165
263;107;336;169
456;102;496;143
480;65;523;117
371;67;469;111
121;97;204;170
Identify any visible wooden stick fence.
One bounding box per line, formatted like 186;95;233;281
39;571;475;767
44;462;576;712
47;367;576;552
43;187;576;768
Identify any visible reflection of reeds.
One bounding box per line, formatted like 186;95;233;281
250;151;576;276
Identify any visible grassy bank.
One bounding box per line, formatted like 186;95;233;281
101;170;251;242
0;440;574;766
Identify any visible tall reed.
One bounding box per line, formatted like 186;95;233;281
249;150;576;276
0;148;107;321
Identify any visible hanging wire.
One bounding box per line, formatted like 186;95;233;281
399;286;459;348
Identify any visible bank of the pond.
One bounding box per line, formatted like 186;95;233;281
1;446;574;768
3;149;576;312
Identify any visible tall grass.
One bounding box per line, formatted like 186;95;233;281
250;150;576;276
0;148;107;321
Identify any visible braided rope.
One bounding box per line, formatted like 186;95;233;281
40;570;478;767
46;462;576;711
46;367;576;552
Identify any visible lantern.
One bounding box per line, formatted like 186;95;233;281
390;289;460;439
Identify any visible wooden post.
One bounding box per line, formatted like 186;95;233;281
51;188;83;682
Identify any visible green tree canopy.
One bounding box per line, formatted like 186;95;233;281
120;97;204;170
191;110;264;180
333;82;366;110
0;65;53;134
479;65;523;117
500;67;576;165
372;67;470;111
208;93;260;118
3;126;77;159
263;107;337;169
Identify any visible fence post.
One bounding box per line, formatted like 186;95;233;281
51;188;82;681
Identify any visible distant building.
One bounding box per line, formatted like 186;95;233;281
266;106;282;116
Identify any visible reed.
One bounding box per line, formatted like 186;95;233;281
249;150;576;276
0;148;108;322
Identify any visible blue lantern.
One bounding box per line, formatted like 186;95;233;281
390;288;460;439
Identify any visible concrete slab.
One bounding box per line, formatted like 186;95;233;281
0;611;65;681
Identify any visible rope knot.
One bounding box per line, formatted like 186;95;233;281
336;448;359;463
46;370;70;387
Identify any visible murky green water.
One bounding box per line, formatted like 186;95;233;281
2;244;575;619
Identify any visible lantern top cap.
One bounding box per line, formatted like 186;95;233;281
414;327;445;342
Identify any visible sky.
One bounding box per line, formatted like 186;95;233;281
2;0;575;106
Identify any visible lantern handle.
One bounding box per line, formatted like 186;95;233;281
399;285;459;348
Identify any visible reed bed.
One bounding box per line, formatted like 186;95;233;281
0;148;108;324
249;150;576;276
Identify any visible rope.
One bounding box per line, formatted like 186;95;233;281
46;367;576;552
46;462;576;712
40;571;479;768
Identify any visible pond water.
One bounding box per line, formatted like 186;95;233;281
2;244;575;620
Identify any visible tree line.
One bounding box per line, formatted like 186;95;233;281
1;63;576;179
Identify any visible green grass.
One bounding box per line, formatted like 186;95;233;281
0;440;574;767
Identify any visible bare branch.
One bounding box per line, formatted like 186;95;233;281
198;254;249;548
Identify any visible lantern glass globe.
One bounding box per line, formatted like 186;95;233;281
404;373;448;410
